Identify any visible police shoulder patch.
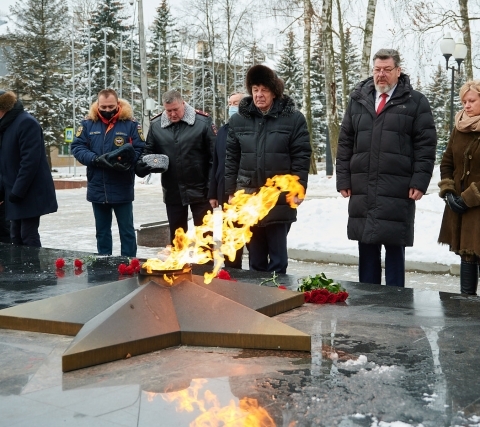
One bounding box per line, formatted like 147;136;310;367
76;126;83;137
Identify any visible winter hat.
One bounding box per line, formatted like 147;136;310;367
0;90;17;112
245;65;284;98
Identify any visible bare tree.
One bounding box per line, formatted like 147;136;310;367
321;0;339;162
359;0;376;80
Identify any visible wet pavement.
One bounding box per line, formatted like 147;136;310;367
0;245;479;426
39;185;462;295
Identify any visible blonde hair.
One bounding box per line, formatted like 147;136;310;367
459;80;480;100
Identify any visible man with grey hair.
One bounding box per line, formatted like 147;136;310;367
136;89;216;243
336;48;437;287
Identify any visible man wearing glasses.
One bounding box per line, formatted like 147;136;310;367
336;48;437;287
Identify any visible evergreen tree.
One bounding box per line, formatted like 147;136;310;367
343;28;361;97
310;32;327;159
276;31;303;109
424;64;453;160
244;42;265;67
147;0;180;109
192;41;216;116
88;0;131;97
0;0;71;169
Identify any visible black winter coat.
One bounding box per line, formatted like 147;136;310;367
225;95;311;225
142;103;216;205
336;74;437;246
208;123;229;205
0;102;58;221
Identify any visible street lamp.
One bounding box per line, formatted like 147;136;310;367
440;32;468;133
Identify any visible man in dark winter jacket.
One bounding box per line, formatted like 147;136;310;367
71;88;144;257
0;90;58;247
136;89;216;243
336;49;437;287
225;65;312;274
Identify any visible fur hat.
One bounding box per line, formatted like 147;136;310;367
245;65;284;99
0;90;17;112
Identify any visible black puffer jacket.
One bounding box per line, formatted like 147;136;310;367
336;74;437;246
142;103;216;205
225;95;311;225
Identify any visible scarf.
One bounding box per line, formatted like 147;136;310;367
455;109;480;133
98;106;122;134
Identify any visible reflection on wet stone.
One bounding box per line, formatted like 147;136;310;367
0;243;479;425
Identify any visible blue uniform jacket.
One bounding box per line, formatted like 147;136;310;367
71;100;144;204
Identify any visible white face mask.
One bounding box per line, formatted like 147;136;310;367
228;106;239;117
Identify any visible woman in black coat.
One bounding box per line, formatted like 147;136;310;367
0;90;58;246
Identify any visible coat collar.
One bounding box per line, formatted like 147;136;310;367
238;95;297;119
87;98;134;122
160;102;196;128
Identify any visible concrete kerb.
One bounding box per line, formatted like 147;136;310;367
287;248;460;276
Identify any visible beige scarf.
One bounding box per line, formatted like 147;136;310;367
455;109;480;133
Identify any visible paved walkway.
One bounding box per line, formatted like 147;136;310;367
39;179;462;295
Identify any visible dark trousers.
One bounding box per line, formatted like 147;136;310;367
224;246;244;269
248;223;291;274
358;242;405;287
10;216;41;247
0;202;11;243
92;202;136;257
166;201;212;243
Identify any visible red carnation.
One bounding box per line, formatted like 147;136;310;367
55;258;65;269
130;258;140;269
118;263;128;275
318;288;329;295
125;265;135;275
74;259;83;269
278;285;287;290
216;269;232;280
337;291;349;302
304;291;311;303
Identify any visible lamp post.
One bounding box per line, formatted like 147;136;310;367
440;32;468;134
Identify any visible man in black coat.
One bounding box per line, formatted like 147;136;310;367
336;49;437;287
0;90;58;246
225;65;311;274
208;92;245;268
136;89;216;243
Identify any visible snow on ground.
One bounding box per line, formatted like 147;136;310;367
291;165;458;266
53;164;459;266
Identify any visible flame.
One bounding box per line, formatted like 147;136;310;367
143;174;305;284
161;378;276;426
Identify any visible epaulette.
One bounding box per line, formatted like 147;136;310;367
195;109;210;117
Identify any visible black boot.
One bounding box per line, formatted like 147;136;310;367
460;260;478;295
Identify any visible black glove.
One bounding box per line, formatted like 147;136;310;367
94;153;114;169
445;192;469;214
112;162;131;172
9;193;23;204
135;160;150;178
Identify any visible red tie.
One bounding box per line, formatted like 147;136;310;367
377;93;388;114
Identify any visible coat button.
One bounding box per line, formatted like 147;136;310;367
469;155;472;159
467;171;470;175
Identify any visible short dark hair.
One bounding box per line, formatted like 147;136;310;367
98;88;118;101
372;49;401;68
162;89;183;104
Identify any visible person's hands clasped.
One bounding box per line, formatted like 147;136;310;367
445;192;469;214
94;153;114;169
134;160;150;177
209;199;219;209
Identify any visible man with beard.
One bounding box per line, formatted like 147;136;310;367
71;88;144;257
0;90;57;246
336;49;437;287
